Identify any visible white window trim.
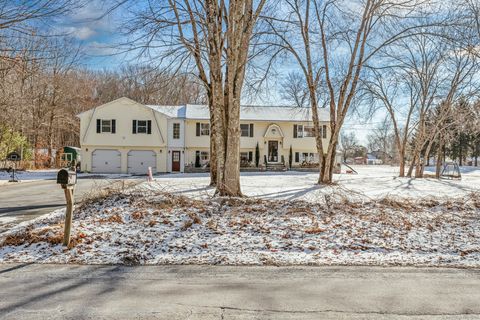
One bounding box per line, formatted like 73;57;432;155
240;124;251;137
297;124;316;138
136;120;148;134
101;119;112;133
200;123;210;136
200;151;209;163
173;123;180;139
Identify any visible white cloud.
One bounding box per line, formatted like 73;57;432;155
63;26;96;40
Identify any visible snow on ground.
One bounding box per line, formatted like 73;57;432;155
0;166;479;267
0;169;58;185
150;165;480;201
0;170;133;185
0;187;479;267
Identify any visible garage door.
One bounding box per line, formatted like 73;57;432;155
92;149;121;173
128;150;156;174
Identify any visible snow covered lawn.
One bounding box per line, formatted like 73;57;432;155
0;169;58;185
0;184;479;267
150;165;480;201
0;170;132;185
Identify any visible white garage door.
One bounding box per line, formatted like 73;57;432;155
128;150;156;174
92;149;121;173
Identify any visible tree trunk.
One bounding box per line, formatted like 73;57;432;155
407;154;416;177
435;139;443;179
420;140;435;178
321;125;340;184
398;149;406;177
208;94;217;186
414;156;422;178
222;116;242;196
308;96;325;184
47;109;55;168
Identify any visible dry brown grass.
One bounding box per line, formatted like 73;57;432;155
79;180;142;208
98;214;124;224
181;220;193;231
1;224;85;248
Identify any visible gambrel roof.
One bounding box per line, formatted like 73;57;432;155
77;97;329;122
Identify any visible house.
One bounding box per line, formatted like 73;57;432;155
366;153;383;165
77;97;331;174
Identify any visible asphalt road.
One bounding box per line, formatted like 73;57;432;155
0;177;127;233
0;264;479;319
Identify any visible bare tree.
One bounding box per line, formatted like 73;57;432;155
125;0;266;196
340;132;358;162
267;0;442;183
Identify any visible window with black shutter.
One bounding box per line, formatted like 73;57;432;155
196;123;200;136
111;119;116;134
132;120;137;134
132;120;151;134
248;151;253;162
295;152;299;162
97;119;114;133
249;123;254;137
293;124;297;138
323;125;327;139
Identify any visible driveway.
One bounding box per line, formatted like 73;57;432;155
0;264;479;319
0;177;135;233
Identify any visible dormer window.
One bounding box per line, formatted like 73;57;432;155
96;119;116;134
133;120;152;134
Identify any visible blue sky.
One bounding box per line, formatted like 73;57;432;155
54;1;127;69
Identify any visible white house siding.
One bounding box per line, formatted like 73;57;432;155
166;118;186;172
78;98;332;174
78;98;168;174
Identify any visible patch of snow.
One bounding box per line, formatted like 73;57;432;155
0;170;133;185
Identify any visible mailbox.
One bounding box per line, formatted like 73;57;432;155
6;152;21;161
57;169;77;187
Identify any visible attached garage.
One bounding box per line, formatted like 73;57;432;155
127;150;156;174
92;149;121;173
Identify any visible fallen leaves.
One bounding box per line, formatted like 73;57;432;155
1;189;480;267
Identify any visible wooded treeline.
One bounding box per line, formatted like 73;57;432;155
0;53;205;167
0;0;205;167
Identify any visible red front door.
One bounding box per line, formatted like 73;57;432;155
172;151;181;172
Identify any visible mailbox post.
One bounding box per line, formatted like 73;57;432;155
6;152;21;182
57;168;77;246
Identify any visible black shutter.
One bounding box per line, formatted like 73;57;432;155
195;151;200;167
132;120;137;134
111;119;116;134
96;119;101;133
248;151;253;162
249;124;254;137
147;120;152;134
295;152;299;162
293;124;297;138
323;125;327;139
196;123;200;136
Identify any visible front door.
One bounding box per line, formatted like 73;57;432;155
172;151;181;172
268;141;279;162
